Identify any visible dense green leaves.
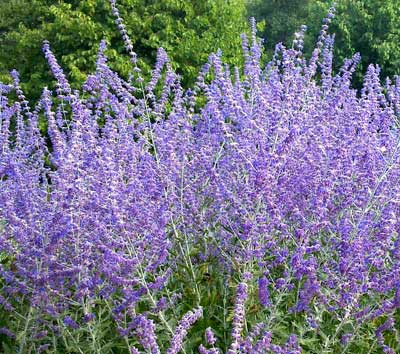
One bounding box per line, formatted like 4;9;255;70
248;0;400;86
3;0;399;98
0;0;248;99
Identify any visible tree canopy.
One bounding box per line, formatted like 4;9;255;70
0;0;248;99
248;0;400;86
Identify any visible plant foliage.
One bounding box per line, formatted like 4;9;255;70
0;0;248;99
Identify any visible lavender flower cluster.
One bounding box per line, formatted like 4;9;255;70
1;3;400;353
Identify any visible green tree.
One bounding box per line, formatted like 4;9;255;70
0;0;248;99
247;0;312;51
248;0;400;86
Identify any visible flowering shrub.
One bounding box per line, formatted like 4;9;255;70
1;3;400;353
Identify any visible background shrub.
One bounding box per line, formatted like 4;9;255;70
248;0;400;87
0;0;248;100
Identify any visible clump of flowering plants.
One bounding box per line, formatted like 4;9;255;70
1;2;400;353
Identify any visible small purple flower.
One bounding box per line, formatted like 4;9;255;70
130;346;140;354
34;330;48;340
63;316;79;330
154;297;168;313
340;333;352;345
0;327;15;339
198;344;208;354
376;317;394;335
394;283;400;308
38;344;51;353
228;282;248;353
258;276;271;307
251;331;272;353
129;315;160;354
166;307;203;354
205;327;217;345
83;313;96;323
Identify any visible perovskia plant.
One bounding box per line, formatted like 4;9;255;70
0;2;400;353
